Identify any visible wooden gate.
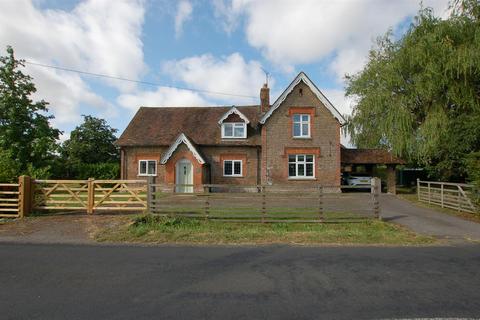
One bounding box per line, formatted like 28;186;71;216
33;179;147;214
417;179;478;213
34;180;89;211
92;180;147;212
0;183;20;218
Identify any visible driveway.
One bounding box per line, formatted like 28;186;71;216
381;194;480;242
1;243;480;320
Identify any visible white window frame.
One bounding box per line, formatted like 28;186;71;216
221;122;247;139
292;114;311;138
288;154;315;179
223;160;243;177
138;160;157;176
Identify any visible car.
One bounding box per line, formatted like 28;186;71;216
343;174;372;187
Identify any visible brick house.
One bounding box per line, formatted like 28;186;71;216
117;72;403;192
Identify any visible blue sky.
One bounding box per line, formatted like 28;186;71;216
0;0;450;144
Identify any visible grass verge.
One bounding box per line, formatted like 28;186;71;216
398;193;480;224
95;214;435;245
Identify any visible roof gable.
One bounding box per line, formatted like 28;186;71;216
259;71;346;125
160;133;206;164
218;106;250;124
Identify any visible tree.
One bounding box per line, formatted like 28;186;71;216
0;46;61;174
345;0;480;182
62;115;119;165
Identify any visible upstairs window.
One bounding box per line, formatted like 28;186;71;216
138;160;157;176
222;122;246;138
223;160;242;177
288;154;314;178
292;114;310;138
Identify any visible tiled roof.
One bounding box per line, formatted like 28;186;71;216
341;148;405;165
116;106;262;147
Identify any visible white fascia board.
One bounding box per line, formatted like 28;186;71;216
160;133;206;165
259;72;346;125
218;106;250;125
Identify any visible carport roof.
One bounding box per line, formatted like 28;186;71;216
341;148;405;165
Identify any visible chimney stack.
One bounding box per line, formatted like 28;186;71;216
260;83;270;113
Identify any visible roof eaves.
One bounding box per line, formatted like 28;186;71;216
218;106;251;125
160;133;206;165
259;71;346;125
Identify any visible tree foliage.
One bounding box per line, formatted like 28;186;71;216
62;115;119;165
0;46;61;173
345;0;480;182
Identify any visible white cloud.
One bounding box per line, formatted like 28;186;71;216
174;0;193;38
162;52;269;105
0;0;146;125
214;0;450;79
117;87;208;111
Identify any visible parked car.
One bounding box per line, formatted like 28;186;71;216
343;173;372;187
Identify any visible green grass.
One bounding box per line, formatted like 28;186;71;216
95;214;435;245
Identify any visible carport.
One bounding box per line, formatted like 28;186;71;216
341;148;405;194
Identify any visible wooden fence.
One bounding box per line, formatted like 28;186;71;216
417;179;478;213
0;182;20;218
3;175;382;222
147;178;381;223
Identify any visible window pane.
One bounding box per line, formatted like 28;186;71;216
306;155;314;162
298;164;305;176
289;163;296;177
234;125;244;137
224;161;233;175
139;161;147;174
302;123;309;135
306;163;313;176
147;161;156;175
234;161;241;175
293;123;301;136
302;115;309;122
293;114;300;122
223;124;233;137
297;155;304;162
288;155;296;162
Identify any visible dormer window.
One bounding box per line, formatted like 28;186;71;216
222;122;246;138
218;106;250;139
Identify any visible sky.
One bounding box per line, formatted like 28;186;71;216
0;0;451;144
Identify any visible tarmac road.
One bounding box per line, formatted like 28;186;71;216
1;243;480;320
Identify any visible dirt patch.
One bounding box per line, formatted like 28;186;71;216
0;213;131;244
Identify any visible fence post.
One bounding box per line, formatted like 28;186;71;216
261;185;266;223
147;176;155;214
428;182;431;204
18;175;32;218
417;178;420;201
440;183;444;208
318;185;324;222
203;185;210;220
87;178;95;214
372;177;381;219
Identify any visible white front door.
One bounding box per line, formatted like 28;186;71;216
176;159;193;193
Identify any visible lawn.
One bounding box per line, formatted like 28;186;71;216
95;214;435;245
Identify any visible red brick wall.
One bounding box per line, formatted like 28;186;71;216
262;81;341;186
122;145;259;186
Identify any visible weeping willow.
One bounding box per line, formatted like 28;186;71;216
345;0;480;181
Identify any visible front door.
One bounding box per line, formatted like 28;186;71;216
176;159;193;193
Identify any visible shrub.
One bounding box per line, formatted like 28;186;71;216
73;162;120;180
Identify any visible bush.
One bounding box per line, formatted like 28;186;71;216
73;162;120;180
0;148;20;182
